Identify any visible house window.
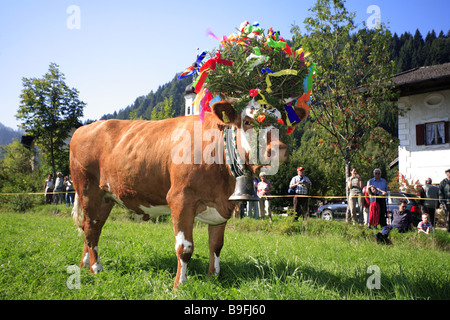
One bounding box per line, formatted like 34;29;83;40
416;121;449;146
426;122;445;145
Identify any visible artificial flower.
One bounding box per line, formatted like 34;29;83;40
257;114;266;123
249;89;259;97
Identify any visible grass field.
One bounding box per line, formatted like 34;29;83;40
0;205;449;300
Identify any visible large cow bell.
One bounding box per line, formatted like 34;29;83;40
229;175;260;201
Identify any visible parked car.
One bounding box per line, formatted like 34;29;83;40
316;192;422;225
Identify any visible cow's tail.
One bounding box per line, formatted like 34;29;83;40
71;193;84;236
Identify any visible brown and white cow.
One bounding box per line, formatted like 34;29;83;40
70;100;302;288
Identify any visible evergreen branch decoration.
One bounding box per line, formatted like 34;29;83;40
179;21;317;138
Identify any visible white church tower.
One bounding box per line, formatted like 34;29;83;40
184;84;197;116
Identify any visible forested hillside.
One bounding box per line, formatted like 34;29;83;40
100;76;192;121
101;29;450;122
391;30;450;73
0;123;23;146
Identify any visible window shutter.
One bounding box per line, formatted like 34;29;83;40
416;124;425;145
445;121;449;143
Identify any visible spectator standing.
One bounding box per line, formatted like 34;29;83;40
289;167;312;221
346;167;363;225
65;175;75;206
54;172;64;205
257;172;273;222
362;185;370;225
439;169;450;232
44;174;54;204
420;178;439;226
246;177;260;219
367;185;386;228
367;168;389;227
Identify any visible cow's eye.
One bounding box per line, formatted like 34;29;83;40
244;120;252;126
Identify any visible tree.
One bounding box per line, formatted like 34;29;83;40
0;141;44;210
129;109;143;120
291;0;398;183
150;96;174;120
16;63;85;178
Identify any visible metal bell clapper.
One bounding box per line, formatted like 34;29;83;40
228;175;260;201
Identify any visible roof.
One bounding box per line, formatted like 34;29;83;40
393;62;450;96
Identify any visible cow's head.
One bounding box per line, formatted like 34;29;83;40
212;99;305;176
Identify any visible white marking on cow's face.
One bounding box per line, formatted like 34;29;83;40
175;231;193;254
139;204;171;218
195;206;228;225
214;253;220;275
239;99;282;154
265;107;282;119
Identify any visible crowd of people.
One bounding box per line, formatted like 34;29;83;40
346;167;450;240
237;166;450;239
44;172;75;206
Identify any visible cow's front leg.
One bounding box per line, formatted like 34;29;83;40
208;223;226;276
171;211;194;289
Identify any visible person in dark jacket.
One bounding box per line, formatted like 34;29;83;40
420;178;439;226
381;199;414;235
439;169;450;232
376;199;413;244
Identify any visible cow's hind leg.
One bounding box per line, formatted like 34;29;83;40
79;190;114;274
208;223;226;276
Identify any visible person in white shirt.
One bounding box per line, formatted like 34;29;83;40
44;174;54;204
257;172;273;222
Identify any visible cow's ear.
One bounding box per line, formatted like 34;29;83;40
211;101;238;125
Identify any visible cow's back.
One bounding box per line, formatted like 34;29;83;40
70;119;180;208
70;116;234;218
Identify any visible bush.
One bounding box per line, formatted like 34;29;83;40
7;194;35;212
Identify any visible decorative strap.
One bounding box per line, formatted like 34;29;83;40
224;126;250;178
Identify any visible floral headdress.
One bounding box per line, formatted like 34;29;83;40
179;21;316;136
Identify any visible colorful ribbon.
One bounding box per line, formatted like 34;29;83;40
178;51;207;80
178;66;196;80
266;38;287;50
199;88;213;122
265;69;298;93
194;51;233;94
285;105;301;125
256;93;270;106
295;62;317;116
246;53;269;72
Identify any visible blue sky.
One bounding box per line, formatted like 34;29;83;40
1;0;449;130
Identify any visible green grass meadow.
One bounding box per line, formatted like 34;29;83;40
0;205;449;300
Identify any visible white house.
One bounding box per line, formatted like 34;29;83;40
394;62;450;185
